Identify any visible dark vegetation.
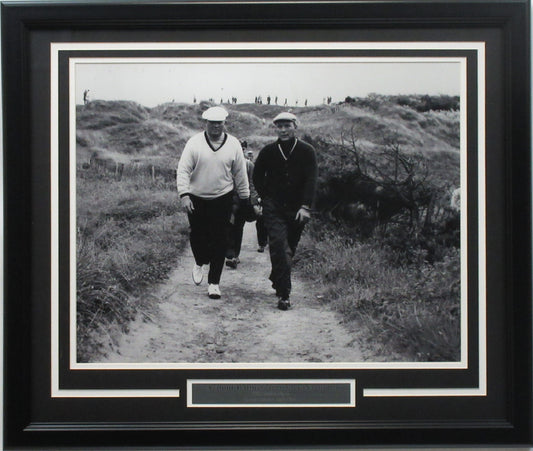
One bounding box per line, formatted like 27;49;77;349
344;93;460;113
77;95;461;362
296;128;461;360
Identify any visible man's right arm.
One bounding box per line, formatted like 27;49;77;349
176;143;195;197
176;143;196;213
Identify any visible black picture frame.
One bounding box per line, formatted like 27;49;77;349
2;0;531;449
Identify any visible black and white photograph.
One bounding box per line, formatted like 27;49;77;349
70;50;467;368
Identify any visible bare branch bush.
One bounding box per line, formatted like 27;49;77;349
307;117;460;264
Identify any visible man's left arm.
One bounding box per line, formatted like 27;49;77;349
232;145;251;200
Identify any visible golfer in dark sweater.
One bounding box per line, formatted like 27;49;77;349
253;112;318;310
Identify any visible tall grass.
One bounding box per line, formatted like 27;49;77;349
76;169;189;361
296;219;461;361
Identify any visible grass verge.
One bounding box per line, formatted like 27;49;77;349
296;219;461;361
76;170;189;362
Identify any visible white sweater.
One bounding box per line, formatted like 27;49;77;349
177;132;250;200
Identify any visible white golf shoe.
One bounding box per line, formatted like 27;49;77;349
208;284;221;299
192;264;204;285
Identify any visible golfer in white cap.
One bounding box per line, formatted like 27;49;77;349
252;111;318;310
177;106;250;299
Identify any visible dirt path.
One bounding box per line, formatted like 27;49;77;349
100;223;366;364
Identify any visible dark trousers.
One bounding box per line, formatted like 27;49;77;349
256;216;268;247
226;210;246;259
262;198;305;299
188;192;233;284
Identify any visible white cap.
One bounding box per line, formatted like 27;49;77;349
202;106;228;121
272;112;297;124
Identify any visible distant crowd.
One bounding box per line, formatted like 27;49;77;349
190;94;334;107
83;89;335;108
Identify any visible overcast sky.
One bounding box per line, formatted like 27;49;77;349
75;59;461;107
